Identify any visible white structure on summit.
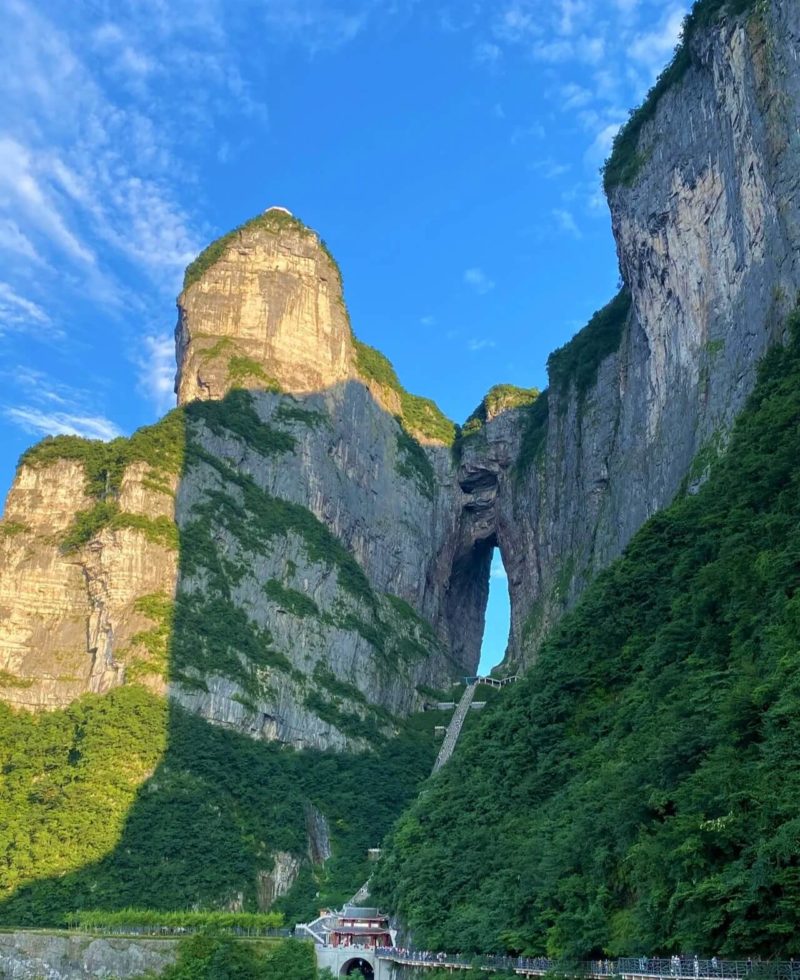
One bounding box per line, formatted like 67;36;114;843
265;205;293;215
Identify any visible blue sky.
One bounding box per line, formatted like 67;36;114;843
0;0;686;670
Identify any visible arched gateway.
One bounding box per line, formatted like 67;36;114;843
340;956;375;978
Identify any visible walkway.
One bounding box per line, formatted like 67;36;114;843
433;682;477;773
375;951;798;980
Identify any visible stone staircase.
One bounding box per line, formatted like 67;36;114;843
433;682;477;773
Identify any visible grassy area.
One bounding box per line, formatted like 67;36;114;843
454;385;541;461
514;391;550;480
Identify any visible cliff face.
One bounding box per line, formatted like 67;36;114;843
1;0;796;729
0;210;468;753
175;210;354;404
0;456;178;709
498;0;800;668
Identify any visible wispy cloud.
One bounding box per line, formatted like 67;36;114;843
136;334;176;414
474;41;502;66
553;208;582;238
467;338;496;352
630;7;687;78
0;282;51;326
531;158;571;180
463;267;495;294
5;406;121;440
491;554;508;580
3;365;122;440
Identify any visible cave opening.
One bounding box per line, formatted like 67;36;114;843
479;547;510;674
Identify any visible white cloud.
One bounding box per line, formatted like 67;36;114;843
467;338;496;352
0;282;50;324
0;138;96;266
5;406;121;440
258;0;373;54
137;333;176;414
0;219;44;263
561;82;594;109
475;41;502;66
463;267;495;294
531;158;571;180
585;120;625;167
553;208;582;238
493;5;539;43
420;314;436;326
491;554;508;580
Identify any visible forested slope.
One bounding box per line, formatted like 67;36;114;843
0;685;442;925
372;311;800;957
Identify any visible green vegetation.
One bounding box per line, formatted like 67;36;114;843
0;684;439;925
374;309;800;958
547;289;631;401
264;579;319;618
454;384;540;465
60;502;178;553
274;401;329;429
189;390;294;458
72;908;283;932
172;592;297;694
184;448;375;611
395;425;435;499
157;934;318;980
514;390;550;479
195;338;280;392
303;690;385;743
0;520;28;538
21;409;185;499
182;209;327;292
354;339;456;444
461;385;541;439
125;594;175;681
228;355;279;389
603;0;759;191
0;670;33;688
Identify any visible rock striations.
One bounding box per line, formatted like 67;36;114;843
1;0;798;736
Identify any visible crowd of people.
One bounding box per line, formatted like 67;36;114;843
373;949;798;978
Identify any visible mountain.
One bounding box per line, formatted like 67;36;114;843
371;0;800;957
0;0;797;945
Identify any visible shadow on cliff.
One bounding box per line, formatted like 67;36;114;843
0;382;489;927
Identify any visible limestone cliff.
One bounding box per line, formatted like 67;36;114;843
0;211;466;753
1;0;796;744
175;209;353;403
493;0;800;668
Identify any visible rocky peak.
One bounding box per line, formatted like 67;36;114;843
175;208;355;405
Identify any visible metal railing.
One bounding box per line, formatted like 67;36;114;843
374;950;800;979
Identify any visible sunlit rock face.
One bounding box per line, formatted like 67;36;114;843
0;457;177;710
0;214;470;750
175;209;355;405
